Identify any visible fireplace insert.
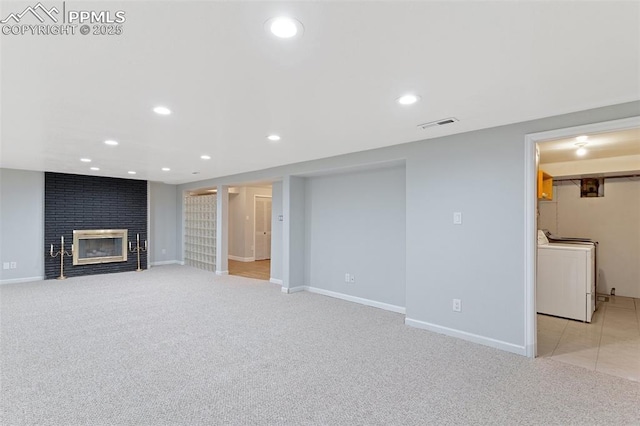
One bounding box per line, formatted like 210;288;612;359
73;229;128;265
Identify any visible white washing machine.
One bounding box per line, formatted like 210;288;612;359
537;243;596;322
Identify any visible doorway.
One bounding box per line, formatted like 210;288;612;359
227;185;272;281
525;116;640;381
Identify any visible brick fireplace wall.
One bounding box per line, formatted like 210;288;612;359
44;172;147;279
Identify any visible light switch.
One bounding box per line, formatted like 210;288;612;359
453;299;462;312
453;212;462;225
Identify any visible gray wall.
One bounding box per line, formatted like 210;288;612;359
404;125;526;346
0;169;44;283
539;178;640;298
270;181;283;281
149;182;178;264
228;191;245;259
304;166;406;307
176;101;639;352
283;176;306;289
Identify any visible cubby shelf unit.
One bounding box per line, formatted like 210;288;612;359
184;194;217;272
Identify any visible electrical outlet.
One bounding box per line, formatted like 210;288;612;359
350;275;355;283
2;262;9;270
10;262;17;269
453;299;462;312
345;273;350;283
161;248;166;255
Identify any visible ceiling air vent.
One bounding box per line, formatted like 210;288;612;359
417;117;459;130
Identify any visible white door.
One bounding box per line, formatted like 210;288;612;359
254;197;272;260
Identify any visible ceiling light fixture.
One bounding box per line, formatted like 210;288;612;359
575;142;588;157
128;171;136;175
267;134;281;142
104;140;119;146
200;155;211;160
153;106;171;115
576;135;588;143
161;167;170;171
266;17;304;39
90;167;100;171
80;158;91;162
397;94;421;105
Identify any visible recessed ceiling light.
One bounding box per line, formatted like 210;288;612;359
90;167;100;171
128;171;136;175
576;135;588;142
153;106;171;115
267;134;281;142
200;155;211;160
104;140;119;146
161;167;170;171
80;158;91;162
266;17;304;39
397;94;421;105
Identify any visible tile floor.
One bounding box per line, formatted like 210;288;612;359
537;295;640;382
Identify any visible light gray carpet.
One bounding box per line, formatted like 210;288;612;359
1;265;639;425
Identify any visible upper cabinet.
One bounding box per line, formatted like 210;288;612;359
538;170;553;200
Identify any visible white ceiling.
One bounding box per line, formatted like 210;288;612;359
1;1;639;184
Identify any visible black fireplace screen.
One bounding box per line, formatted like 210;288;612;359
79;238;123;258
73;229;128;265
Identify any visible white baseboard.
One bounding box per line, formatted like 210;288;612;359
270;278;283;285
282;286;305;294
178;261;185;266
279;285;405;314
228;255;255;262
150;260;180;266
215;270;229;276
405;317;527;356
305;286;406;314
0;276;44;285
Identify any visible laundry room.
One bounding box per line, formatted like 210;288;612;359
534;125;640;381
537;128;640;300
